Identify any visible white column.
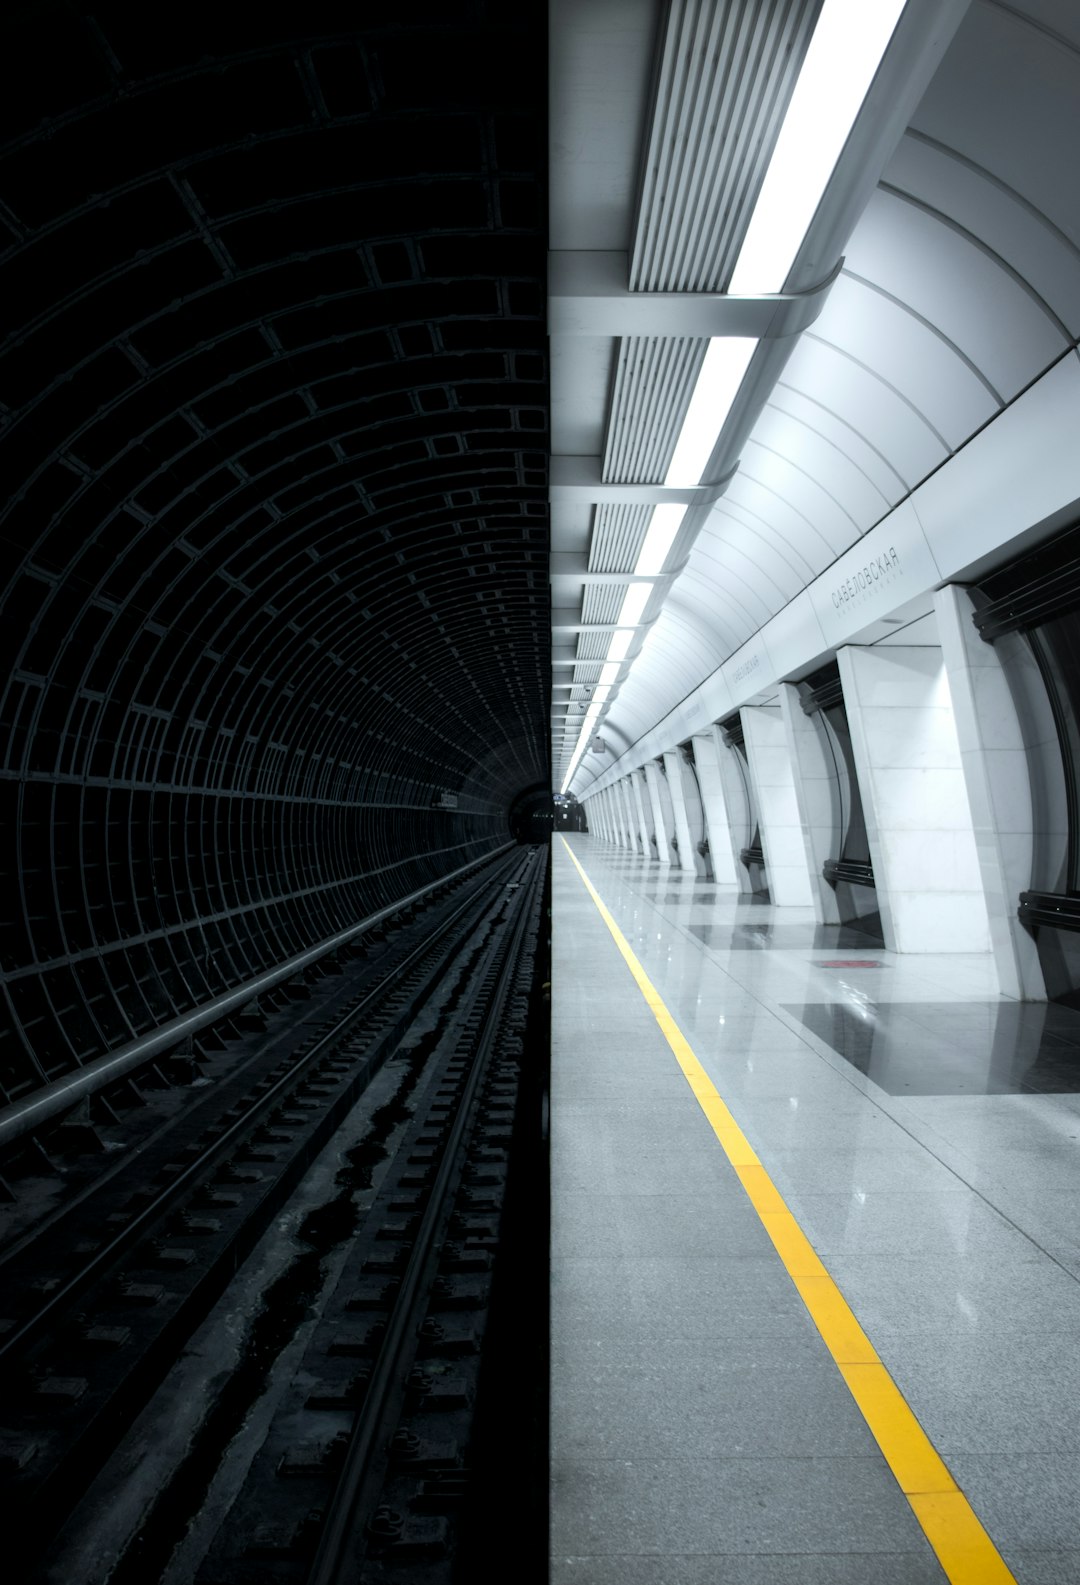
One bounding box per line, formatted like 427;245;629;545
741;705;815;906
599;789;615;849
608;785;629;848
654;759;679;864
615;778;640;853
691;730;738;884
664;749;707;876
629;768;653;859
594;791;611;843
936;584;1046;997
643;761;671;863
716;727;757;893
681;746;713;878
837;644;992;954
778;683;841;926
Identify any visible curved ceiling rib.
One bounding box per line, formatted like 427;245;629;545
0;4;548;1103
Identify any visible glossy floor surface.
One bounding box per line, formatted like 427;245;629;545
550;835;1080;1585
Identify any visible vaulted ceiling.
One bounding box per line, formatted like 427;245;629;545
551;0;1080;791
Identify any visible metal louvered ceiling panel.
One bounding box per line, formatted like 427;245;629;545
575;631;611;662
630;0;823;292
589;502;653;572
582;584;625;625
603;335;708;482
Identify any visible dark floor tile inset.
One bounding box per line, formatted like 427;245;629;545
813;959;886;969
781;1001;1080;1096
691;920;885;951
649;889;724;903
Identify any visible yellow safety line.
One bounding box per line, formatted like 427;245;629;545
558;837;1016;1585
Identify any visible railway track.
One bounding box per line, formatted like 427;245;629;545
0;843;549;1585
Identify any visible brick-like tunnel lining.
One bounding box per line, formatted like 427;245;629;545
0;3;549;1104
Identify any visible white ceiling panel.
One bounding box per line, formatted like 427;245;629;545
680;561;775;642
844;187;1070;398
549;0;659;250
695;511;808;606
766;383;909;507
550;337;616;459
720;464;846;574
810;274;1000;448
780;334;949;490
737;442;864;561
885;131;1080;338
747;404;897;537
909;3;1080;251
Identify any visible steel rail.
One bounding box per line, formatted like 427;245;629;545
0;850;523;1371
0;844;514;1149
305;850;543;1585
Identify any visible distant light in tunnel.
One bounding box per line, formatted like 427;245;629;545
727;0;907;295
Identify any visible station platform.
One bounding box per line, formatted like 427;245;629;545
550;834;1080;1585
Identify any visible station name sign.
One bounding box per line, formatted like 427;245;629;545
830;545;901;610
810;503;941;648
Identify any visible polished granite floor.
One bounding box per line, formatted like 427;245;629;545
551;835;1080;1585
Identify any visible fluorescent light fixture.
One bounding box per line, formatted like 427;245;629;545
727;0;906;295
605;629;634;664
664;337;756;486
635;503;686;574
591;684;611;702
617;580;653;627
599;661;620;685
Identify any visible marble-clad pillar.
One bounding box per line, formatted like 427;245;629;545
741;705;815;906
778;682;842;926
644;760;671;863
662;749;700;874
615;778;640;854
837;643;991;954
690;729;738;883
936;584;1045;997
629;768;653;860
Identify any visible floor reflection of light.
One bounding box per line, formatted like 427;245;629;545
956;1294;977;1326
853;1190;866;1205
838;982;876;1020
788;1096;798;1109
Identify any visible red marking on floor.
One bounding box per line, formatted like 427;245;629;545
813;960;885;968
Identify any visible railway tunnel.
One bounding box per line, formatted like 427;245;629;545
4;2;1080;1582
0;3;550;1123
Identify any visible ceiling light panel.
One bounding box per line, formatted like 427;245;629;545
727;0;907;294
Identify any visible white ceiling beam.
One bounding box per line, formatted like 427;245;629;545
548;249;840;338
550;454;732;504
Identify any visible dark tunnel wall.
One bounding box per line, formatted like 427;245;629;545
0;3;549;1104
